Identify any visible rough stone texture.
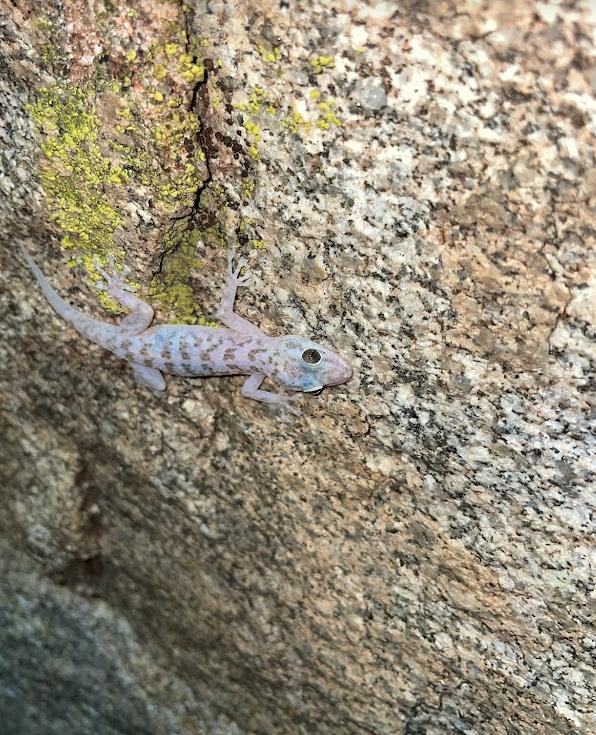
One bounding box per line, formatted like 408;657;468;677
1;1;594;734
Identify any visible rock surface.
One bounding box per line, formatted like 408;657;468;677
1;1;594;733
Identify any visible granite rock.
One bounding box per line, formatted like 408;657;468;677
0;1;594;733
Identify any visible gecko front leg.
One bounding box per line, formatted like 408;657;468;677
216;252;263;337
95;257;154;335
241;374;301;418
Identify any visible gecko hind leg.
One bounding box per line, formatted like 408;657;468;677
131;363;166;392
95;257;154;335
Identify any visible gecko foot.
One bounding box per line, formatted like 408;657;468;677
94;256;133;293
276;392;302;420
227;250;252;287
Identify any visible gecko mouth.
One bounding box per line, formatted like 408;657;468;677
304;385;324;394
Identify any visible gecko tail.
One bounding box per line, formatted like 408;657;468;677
19;245;117;346
19;245;79;320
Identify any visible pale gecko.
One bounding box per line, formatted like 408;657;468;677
21;249;352;417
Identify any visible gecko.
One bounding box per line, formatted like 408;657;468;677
21;249;352;417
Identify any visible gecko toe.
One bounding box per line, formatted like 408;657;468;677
282;404;302;419
279;393;301;418
233;260;248;278
94;262;109;280
93;256;132;292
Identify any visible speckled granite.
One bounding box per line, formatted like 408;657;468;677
0;1;594;734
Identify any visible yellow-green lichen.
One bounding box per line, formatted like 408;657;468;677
315;99;342;129
234;86;267;114
154;64;168;80
27;83;126;269
34;15;65;74
282;108;312;134
178;51;205;84
28;24;210;321
311;55;335;74
238;216;252;232
232;68;342;146
29;14;279;325
113;38;208;212
242;178;256;200
242;119;261;159
149;221;217;325
257;44;282;63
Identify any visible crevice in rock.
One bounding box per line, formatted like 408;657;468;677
155;5;216;278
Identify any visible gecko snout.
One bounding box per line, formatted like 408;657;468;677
324;354;353;386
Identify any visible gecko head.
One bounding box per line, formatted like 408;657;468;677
270;336;352;393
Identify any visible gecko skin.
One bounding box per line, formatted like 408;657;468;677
21;250;352;417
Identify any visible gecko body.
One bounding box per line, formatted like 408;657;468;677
21;250;352;416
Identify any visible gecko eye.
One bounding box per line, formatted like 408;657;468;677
302;348;321;365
